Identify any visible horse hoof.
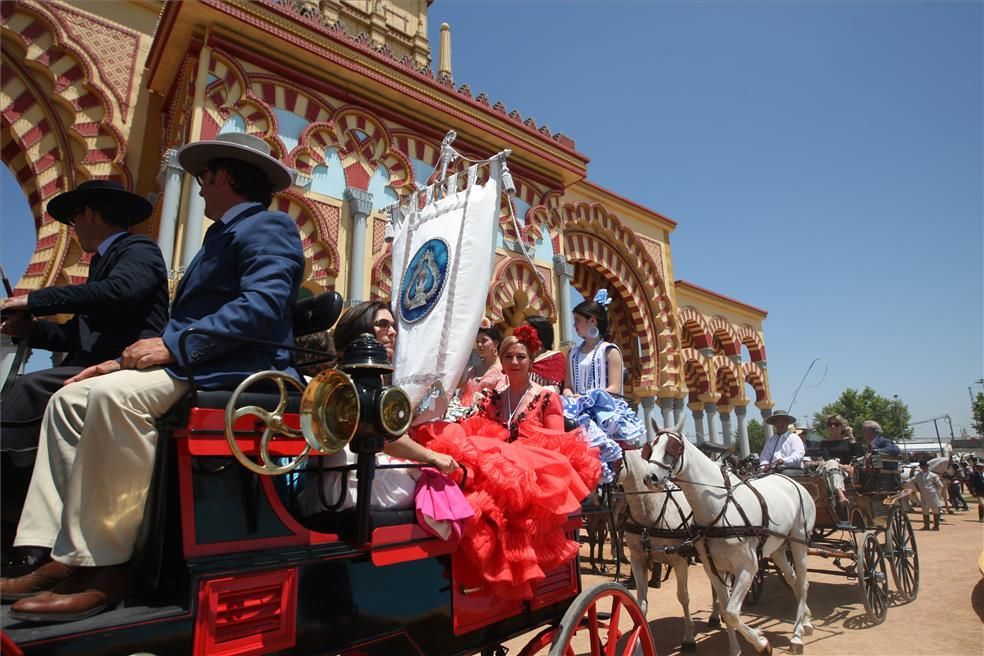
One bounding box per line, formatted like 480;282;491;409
789;639;804;655
681;641;697;652
759;641;773;656
707;616;721;629
803;624;814;636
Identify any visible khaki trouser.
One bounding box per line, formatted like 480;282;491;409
14;367;189;567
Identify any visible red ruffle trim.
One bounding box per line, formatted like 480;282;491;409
412;418;599;599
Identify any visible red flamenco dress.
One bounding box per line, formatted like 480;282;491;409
412;389;600;599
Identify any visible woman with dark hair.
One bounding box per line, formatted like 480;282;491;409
298;301;456;515
413;325;599;599
457;321;506;404
563;290;624;397
524;315;565;393
561;290;644;484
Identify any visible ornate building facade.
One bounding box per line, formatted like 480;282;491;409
0;0;777;452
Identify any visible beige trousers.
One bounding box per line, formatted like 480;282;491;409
14;367;189;567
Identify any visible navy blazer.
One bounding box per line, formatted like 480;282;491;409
27;233;169;367
162;204;304;390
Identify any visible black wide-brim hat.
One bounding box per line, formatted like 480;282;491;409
47;180;153;226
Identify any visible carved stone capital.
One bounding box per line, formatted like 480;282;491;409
344;187;374;217
734;404;748;417
552;254;574;279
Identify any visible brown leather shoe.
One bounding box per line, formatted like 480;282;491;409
0;559;75;602
8;564;129;623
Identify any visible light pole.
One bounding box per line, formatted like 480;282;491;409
932;418;944;457
894;395;907;460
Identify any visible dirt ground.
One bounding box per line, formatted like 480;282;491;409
504;504;984;655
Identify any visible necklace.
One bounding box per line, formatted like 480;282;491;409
505;383;531;428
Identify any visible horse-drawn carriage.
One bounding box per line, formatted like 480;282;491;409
753;453;920;624
0;294;656;656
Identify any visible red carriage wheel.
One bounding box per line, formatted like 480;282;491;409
547;581;657;656
516;626;574;656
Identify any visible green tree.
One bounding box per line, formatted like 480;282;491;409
747;418;766;455
810;387;912;442
973;392;984;435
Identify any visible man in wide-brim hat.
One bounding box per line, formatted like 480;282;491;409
1;132;305;623
759;410;805;471
0;180;169;568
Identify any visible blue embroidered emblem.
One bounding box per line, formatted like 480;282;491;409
399;238;449;323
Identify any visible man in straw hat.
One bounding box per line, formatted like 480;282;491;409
1;181;169;568
0;133;304;622
759;409;805;472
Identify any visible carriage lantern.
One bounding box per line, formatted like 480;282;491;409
300;332;413;545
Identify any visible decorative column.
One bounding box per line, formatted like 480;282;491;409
658;397;674;431
673;397;685;425
553;254;575;347
761;408;774;439
689;403;705;442
640;396;657;443
180;181;205;269
704;402;719;444
719;408;733;448
344;187;373;305
156;149;184;273
735;404;750;457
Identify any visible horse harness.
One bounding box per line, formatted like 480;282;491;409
641;429;813;586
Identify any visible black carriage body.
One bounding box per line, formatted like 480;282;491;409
2;405;581;656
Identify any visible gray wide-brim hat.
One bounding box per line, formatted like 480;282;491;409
177;132;294;192
47;180;153;226
765;411;797;426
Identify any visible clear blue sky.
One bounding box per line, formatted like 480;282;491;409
426;0;983;436
2;1;980;436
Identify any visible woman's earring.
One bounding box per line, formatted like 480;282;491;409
587;326;600;339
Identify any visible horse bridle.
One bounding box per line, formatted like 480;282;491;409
647;429;687;477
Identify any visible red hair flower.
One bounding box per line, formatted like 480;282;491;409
512;324;542;355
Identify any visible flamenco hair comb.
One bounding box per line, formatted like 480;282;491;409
479;317;493;329
512;324;542;354
593;289;613;308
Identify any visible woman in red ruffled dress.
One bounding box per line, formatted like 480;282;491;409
413;325;600;600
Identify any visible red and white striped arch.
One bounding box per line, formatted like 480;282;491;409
742;361;769;402
564;230;664;390
711;354;743;405
1;0;131;293
708;316;741;357
272;192;339;291
202;50;275;143
680;347;712;404
369;247;392;302
679;306;713;350
559;200;682;392
487;256;557;326
735;324;767;362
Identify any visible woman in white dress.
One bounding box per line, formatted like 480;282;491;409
563;290;623;397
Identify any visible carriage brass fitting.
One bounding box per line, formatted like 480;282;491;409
338;333;412;453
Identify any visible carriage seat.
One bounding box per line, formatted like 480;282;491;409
161;292;342;426
302;507;417;542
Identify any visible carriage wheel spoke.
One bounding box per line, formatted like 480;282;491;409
587;605;603;656
604;597;624;655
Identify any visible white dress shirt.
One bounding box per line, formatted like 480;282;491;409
759;431;805;469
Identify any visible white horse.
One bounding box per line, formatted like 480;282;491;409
620;446;720;652
645;426;817;656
